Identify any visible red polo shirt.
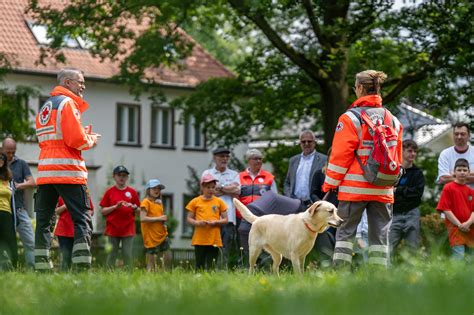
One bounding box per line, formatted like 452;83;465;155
54;197;94;237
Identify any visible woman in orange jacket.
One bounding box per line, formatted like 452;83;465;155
322;70;403;268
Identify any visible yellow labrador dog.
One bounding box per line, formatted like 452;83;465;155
233;198;343;275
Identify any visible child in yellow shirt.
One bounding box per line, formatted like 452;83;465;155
186;173;228;271
140;179;171;272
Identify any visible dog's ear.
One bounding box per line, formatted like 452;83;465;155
309;202;322;216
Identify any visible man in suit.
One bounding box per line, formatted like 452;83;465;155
284;130;327;207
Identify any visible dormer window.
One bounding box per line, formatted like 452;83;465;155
26;21;86;49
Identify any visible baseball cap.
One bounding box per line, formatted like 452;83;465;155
212;147;230;155
200;173;218;184
146;179;165;190
113;165;129;175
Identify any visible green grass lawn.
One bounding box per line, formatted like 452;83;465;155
1;260;473;315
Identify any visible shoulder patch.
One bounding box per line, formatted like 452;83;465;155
336;121;344;132
39;101;53;126
73;108;81;119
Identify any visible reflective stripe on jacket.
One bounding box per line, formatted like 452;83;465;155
239;169;274;206
36;86;95;185
322;95;403;203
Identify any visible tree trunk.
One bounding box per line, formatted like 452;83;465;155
320;79;349;150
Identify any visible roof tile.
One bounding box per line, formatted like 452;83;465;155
0;0;232;87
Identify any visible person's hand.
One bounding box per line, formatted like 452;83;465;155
459;222;471;232
207;220;218;226
115;201;126;209
196;220;207;227
160;215;168;222
357;238;367;249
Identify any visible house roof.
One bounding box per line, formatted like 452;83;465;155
395;101;452;146
0;0;233;88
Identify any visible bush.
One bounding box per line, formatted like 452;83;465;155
420;212;450;256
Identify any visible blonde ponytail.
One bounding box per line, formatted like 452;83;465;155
355;70;387;95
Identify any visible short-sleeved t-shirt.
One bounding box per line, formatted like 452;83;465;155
437;182;474;247
54;197;94;237
100;186;140;237
437;146;474;188
0;180;12;213
186;196;227;247
140;198;168;248
10;156;32;209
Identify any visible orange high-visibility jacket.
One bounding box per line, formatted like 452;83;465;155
322;95;403;203
35;86;95;185
239;169;274;206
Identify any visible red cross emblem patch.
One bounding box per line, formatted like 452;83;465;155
39;102;53;126
336;121;344;132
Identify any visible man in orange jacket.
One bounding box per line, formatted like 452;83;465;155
34;68;100;271
322;70;403;268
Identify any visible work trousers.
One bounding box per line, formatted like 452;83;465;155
333;201;392;267
35;184;92;271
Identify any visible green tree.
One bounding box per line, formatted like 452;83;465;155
27;0;473;148
0;53;37;141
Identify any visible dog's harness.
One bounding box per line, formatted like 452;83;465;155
303;219;317;235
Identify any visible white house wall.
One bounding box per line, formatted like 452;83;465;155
4;73;247;249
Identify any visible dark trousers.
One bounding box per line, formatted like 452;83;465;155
221;221;239;267
194;245;219;271
0;211;18;269
35;184;92;270
57;236;74;271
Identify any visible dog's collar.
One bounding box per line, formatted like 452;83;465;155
303;219;317;235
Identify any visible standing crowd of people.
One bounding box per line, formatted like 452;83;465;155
0;68;472;272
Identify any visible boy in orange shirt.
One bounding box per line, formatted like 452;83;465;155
437;158;474;260
186;173;228;271
140;179;171;272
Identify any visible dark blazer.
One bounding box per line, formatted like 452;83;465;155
283;151;327;200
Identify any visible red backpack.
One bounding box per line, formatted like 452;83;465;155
349;107;402;186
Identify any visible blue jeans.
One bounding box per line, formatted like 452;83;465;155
16;208;35;269
451;245;473;261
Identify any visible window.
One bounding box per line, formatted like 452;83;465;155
161;193;174;217
27;21;82;48
151;106;174;148
116;103;141;146
181;194;194;238
183;115;205;150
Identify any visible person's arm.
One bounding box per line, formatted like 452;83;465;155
140;208;167;223
270;180;278;194
283;158;293;197
55;204;67;215
396;170;425;202
15;175;36;190
437;151;454;184
187;211;206;227
322;114;359;192
444;210;467;232
466;173;474;184
61;101;99;151
221;182;240;196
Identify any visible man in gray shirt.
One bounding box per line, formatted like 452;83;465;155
2;137;36;269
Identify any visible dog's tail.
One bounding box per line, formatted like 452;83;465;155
233;198;258;224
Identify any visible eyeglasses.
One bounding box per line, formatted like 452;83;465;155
300;141;314;144
250;157;263;161
69;78;85;86
216;155;230;159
